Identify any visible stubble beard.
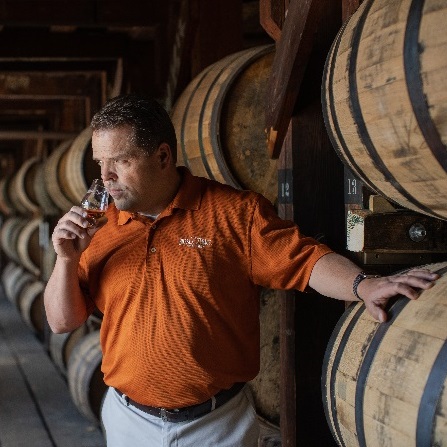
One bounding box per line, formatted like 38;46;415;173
112;192;138;212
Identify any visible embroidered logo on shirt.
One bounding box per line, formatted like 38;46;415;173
179;237;212;249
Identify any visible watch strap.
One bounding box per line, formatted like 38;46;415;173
353;271;381;302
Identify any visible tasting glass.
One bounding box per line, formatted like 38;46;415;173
80;179;109;227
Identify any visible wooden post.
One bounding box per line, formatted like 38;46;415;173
277;121;297;446
269;1;345;444
290;93;346;444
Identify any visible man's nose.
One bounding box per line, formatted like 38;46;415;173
100;162;117;182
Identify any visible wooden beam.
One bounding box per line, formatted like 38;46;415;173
0;28;159;96
0;72;104;95
259;0;289;42
0;29;128;58
0;131;78;140
0;72;105;114
265;0;326;159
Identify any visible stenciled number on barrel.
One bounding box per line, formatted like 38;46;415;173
280;181;290;200
346;178;357;195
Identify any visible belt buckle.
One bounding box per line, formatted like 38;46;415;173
160;408;187;422
160;408;168;422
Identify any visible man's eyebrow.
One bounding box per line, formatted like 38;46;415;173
93;151;138;161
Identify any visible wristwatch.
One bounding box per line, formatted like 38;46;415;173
353;271;381;302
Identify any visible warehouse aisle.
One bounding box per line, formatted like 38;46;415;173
0;287;105;447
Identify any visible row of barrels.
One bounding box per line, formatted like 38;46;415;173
1;216;43;276
0;127;99;218
1;45;276;219
50;318;106;424
0;131;103;424
0;125;105;422
2;261;45;336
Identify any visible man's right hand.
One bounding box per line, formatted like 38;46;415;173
52;205;108;260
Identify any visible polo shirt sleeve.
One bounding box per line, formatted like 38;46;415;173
249;194;333;291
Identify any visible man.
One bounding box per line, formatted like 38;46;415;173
44;94;438;447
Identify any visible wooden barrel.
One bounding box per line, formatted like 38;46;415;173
67;330;107;423
49;323;89;376
8;172;30;215
171;45;278;204
1;261;17;282
33;161;59;216
0;176;15;216
322;261;447;447
0;216;28;263
17;280;45;336
12;156;40;215
1;261;17;292
17;217;42;276
60;127;100;204
322;0;447;220
2;262;22;302
2;263;35;305
44;139;76;212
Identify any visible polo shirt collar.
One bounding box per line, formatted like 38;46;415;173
117;167;201;225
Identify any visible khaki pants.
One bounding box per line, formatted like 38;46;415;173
101;386;260;447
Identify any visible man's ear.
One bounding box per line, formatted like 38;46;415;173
157;142;172;168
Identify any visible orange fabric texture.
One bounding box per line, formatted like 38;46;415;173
78;168;332;408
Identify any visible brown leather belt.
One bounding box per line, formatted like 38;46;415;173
115;382;246;423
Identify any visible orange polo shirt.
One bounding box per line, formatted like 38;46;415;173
78;168;332;408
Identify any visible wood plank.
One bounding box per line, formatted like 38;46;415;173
0;72;105;113
346;210;447;253
259;0;289;42
0;292;105;447
0;336;53;447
